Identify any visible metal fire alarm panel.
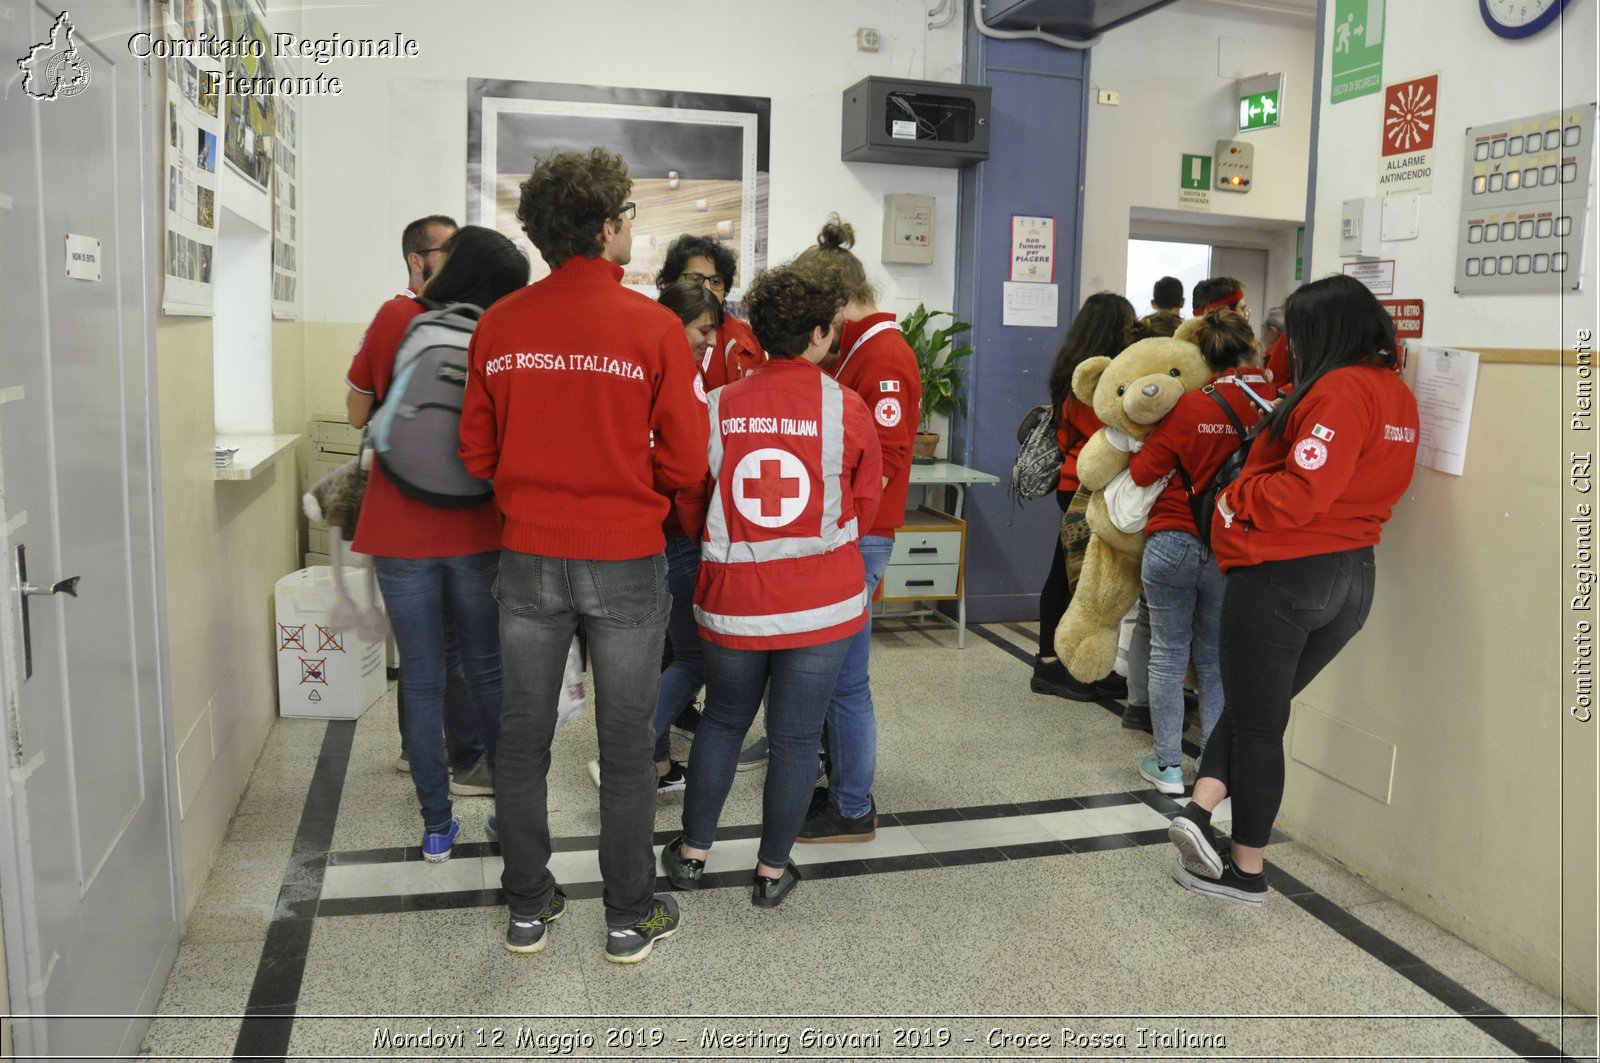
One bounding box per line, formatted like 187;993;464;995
1454;102;1595;294
1215;140;1254;192
881;194;934;264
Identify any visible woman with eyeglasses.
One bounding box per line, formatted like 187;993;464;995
657;234;766;390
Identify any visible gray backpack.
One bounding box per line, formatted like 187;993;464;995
370;302;492;508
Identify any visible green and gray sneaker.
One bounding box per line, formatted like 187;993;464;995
504;886;567;954
604;895;681;964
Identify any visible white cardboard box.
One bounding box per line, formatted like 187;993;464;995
274;566;386;719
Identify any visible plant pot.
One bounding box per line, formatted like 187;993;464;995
912;431;939;464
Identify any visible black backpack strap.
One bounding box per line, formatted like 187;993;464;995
1202;384;1249;440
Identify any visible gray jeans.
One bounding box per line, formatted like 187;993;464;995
493;550;668;927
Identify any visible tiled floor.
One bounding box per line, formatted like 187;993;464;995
139;620;1596;1061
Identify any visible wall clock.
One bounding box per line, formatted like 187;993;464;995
1480;0;1574;38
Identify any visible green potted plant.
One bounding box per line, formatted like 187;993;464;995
900;303;974;463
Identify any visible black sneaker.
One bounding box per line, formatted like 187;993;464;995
1168;804;1225;879
751;861;802;908
660;836;705;891
1121;702;1153;733
1171;854;1268;907
1030;656;1098;700
504;886;567;954
796;795;876;843
605;895;681;964
670;702;701;739
656;761;688;793
1093;672;1129;699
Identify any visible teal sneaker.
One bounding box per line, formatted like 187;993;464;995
1139;753;1185;796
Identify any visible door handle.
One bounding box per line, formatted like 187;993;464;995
14;544;79;682
21;575;80;598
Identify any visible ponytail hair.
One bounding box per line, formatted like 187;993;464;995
792;214;875;304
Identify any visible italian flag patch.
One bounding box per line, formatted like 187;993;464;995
879;380;901;392
1311;423;1335;441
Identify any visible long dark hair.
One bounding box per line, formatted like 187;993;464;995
1048;292;1136;408
423;225;530;310
1262;274;1399;439
657;279;724;329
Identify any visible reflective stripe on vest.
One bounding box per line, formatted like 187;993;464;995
694;588;868;638
701;371;855;566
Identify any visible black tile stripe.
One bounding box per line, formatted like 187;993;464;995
232;719;354;1061
222;628;1582;1063
971;620;1205;760
971;623;1576;1063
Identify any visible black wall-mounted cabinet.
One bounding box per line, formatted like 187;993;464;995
841;77;992;168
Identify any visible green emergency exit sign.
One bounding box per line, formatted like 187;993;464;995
1239;90;1280;131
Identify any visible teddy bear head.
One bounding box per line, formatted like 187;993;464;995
1071;335;1210;438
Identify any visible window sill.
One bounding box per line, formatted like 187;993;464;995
214;433;300;481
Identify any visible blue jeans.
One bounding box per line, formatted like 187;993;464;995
397;608;487;774
373;553;503;832
494;550;669;928
652;535;704;762
1141;531;1225;768
823;534;894;820
686;637;853;868
1202;548;1375;847
1126;595;1151;708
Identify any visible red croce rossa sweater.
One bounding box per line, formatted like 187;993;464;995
830;312;921;537
1212;364;1418;571
458;256;710;560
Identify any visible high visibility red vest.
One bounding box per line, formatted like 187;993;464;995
694;358;883;650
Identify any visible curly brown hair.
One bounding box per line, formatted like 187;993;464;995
516;148;632;267
791;214;875;304
742;263;849;359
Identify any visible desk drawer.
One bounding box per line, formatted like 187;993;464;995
312;419;362;448
881;563;959;600
889;529;962;566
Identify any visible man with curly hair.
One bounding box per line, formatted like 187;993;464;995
460;148;709;964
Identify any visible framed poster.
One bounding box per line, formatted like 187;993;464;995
160;1;223;315
467;79;770;295
220;0;275;190
272;100;299;318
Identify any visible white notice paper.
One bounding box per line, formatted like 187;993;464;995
1003;282;1058;328
1408;343;1479;476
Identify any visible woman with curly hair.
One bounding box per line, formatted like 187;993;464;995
661;262;883;907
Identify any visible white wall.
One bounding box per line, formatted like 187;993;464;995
297;0;967;329
1080;1;1316;310
1286;0;1598;1010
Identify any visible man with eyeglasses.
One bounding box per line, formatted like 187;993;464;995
656;233;766;391
460;148;709;964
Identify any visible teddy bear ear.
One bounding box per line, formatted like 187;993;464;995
1071;356;1112;404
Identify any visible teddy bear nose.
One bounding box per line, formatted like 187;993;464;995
1141;383;1161;397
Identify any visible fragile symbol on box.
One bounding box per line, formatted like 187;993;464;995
279;623;305;651
300;658;328;685
316;625;345;653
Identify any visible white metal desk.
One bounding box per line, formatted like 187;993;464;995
878;461;1000;647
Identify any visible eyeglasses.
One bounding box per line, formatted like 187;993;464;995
682;271;727;292
616;202;637;220
415;246;446;258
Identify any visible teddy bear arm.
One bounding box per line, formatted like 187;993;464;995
1074;432;1129;492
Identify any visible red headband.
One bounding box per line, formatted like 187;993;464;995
1196;289;1245;315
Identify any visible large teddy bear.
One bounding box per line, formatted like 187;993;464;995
1054;330;1210;682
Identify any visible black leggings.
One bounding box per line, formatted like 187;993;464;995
1199;547;1376;847
1037;489;1075;657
